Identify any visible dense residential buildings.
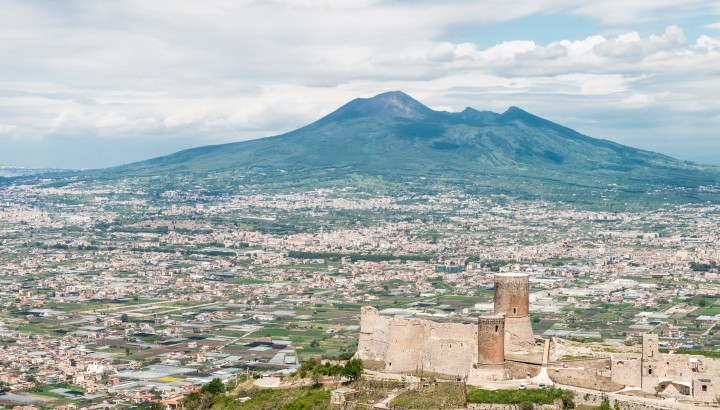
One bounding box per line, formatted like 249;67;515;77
1;183;720;407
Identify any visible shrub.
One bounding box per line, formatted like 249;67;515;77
520;401;534;410
467;387;574;406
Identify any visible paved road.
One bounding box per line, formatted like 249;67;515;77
92;300;175;313
125;301;219;318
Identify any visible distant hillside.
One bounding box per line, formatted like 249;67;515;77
35;92;720;203
0;166;70;178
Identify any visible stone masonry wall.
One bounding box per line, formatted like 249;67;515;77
503;316;535;353
356;306;477;377
611;353;642;388
549;358;623;392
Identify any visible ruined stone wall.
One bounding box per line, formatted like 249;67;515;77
604;334;720;400
549;358;623;392
611;353;642;388
693;378;720;403
654;356;698;380
384;317;425;373
356;306;477;377
503;316;535;353
467;365;506;384
642;353;720;396
419;321;477;376
357;273;537;376
639;333;720;396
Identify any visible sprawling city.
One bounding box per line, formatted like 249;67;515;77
1;179;719;409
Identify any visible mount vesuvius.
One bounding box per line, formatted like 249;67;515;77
68;91;720;202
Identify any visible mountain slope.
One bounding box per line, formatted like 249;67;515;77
95;91;718;201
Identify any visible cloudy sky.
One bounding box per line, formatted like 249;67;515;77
1;0;719;169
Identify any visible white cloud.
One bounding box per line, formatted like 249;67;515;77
568;0;712;24
0;0;718;167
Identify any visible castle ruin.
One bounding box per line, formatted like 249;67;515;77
356;273;536;379
356;272;720;403
610;333;720;401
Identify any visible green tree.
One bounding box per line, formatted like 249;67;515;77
120;313;129;323
183;392;202;409
342;358;363;382
299;358;317;374
201;378;225;395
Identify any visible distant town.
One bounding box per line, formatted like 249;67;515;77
1;181;719;409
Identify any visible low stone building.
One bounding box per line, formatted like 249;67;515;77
611;333;720;402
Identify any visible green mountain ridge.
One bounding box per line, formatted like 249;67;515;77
36;91;720;203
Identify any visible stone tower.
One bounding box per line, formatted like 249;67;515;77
494;273;529;316
641;333;659;393
493;273;535;353
477;315;505;365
